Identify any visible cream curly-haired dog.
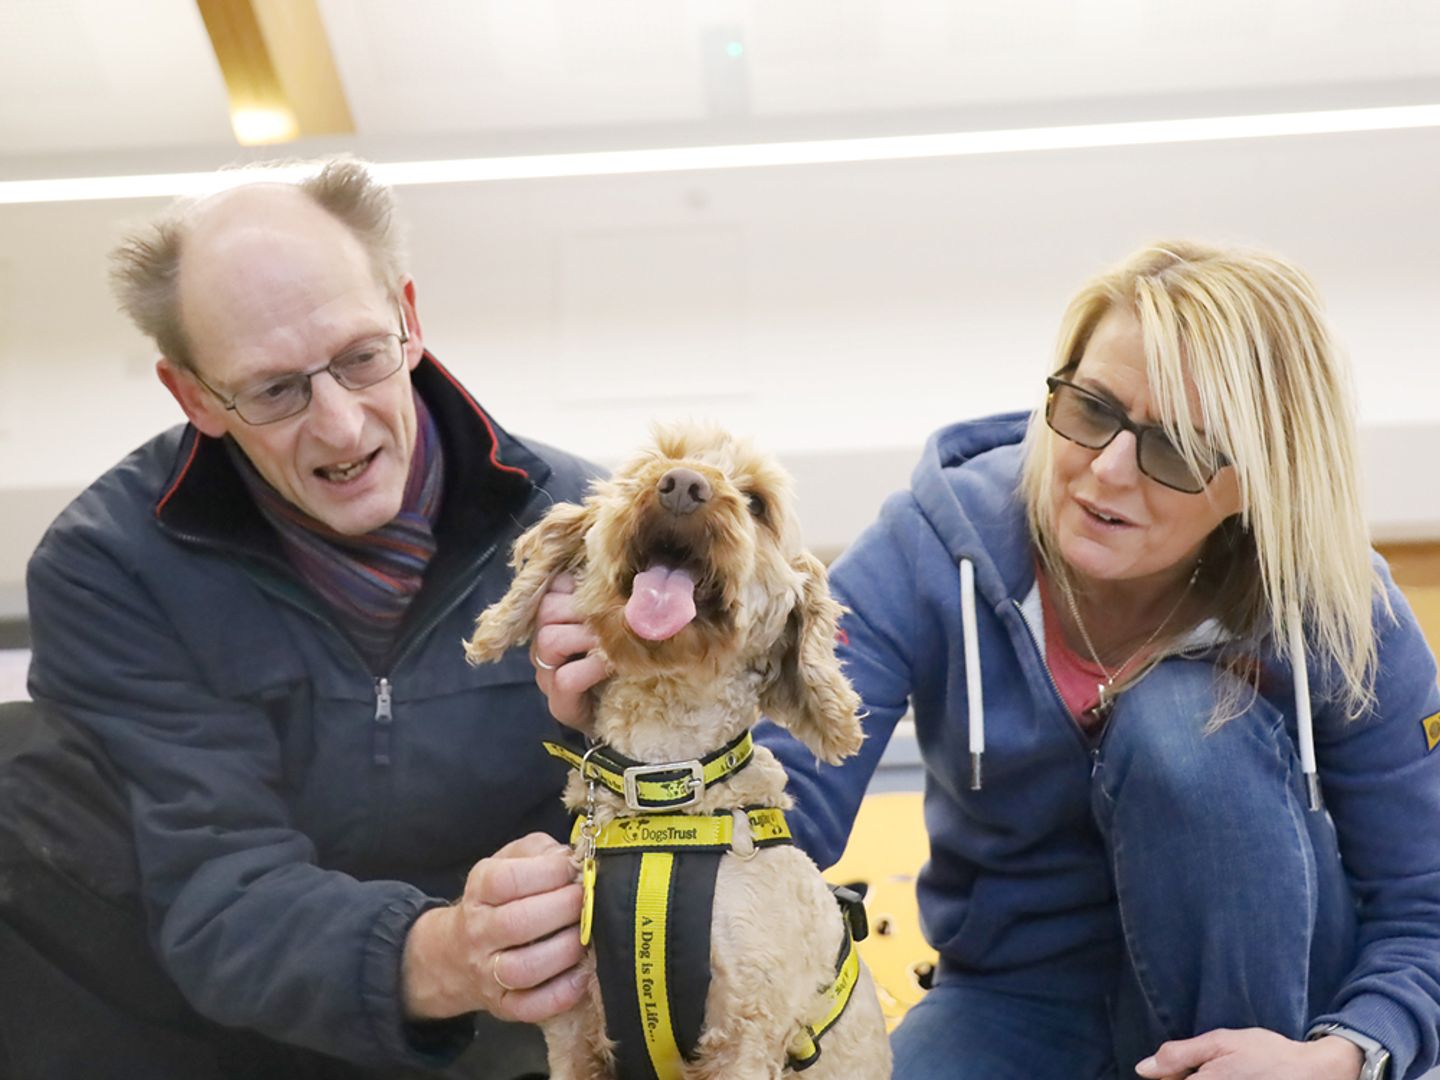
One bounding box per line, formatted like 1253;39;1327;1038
465;425;891;1079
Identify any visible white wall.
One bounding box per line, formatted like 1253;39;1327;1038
3;124;1439;615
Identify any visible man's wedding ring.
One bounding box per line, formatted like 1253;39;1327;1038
492;951;517;992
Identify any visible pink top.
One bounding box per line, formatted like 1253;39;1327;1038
1037;569;1111;733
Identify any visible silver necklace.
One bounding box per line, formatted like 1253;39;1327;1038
1056;562;1201;721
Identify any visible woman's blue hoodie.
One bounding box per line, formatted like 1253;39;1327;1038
758;413;1440;1076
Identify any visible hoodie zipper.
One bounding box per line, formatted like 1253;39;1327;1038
1009;597;1184;778
1007;598;1106;770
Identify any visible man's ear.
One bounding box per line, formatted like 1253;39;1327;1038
156;358;228;438
398;277;424;371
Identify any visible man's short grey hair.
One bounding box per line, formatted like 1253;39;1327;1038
108;156;407;371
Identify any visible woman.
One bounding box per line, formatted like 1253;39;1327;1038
534;241;1440;1079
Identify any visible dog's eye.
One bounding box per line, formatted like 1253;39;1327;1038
746;492;768;520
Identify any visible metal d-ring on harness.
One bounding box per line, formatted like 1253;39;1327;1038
550;733;868;1079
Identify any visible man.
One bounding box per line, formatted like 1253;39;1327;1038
3;158;595;1077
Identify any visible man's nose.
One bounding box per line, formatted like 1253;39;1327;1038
1090;430;1140;486
305;370;365;445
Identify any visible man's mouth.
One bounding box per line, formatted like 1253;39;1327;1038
315;450;379;484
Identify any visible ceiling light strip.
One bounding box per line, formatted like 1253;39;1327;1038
3;103;1438;206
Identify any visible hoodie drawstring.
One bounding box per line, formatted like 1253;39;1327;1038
1287;608;1322;812
959;558;985;791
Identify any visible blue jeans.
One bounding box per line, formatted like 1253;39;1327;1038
891;659;1356;1079
891;977;1119;1079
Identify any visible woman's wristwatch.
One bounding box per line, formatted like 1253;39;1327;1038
1307;1022;1391;1080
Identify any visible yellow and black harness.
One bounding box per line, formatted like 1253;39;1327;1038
543;734;867;1078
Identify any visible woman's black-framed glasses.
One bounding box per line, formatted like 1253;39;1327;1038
1044;374;1228;494
193;302;410;426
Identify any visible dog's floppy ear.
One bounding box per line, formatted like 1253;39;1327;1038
758;551;864;764
465;500;592;665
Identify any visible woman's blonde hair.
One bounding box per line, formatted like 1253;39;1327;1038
1020;240;1382;719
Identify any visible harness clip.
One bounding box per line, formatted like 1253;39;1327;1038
623;760;705;810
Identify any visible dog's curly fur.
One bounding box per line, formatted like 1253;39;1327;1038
466;424;892;1079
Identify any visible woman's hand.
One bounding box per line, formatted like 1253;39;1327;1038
530;572;607;736
401;832;587;1023
1135;1028;1363;1079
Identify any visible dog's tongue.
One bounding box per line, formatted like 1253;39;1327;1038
625;565;696;641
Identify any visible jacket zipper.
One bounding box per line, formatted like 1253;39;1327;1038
167;512;512;771
236;569;396;765
373;677;394;765
364;539;501;767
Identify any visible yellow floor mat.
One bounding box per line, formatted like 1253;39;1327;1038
825;791;937;1030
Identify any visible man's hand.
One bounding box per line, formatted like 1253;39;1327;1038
1135;1028;1364;1080
530;572;606;736
401;832;586;1024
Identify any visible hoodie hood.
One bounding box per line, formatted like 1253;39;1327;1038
910;411;1035;605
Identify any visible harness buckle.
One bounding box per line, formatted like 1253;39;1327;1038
622;760;705;810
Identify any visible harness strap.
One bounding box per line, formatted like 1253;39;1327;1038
570;806;794;853
634;852;684;1080
543;730;754;810
594;848;721;1080
785;925;862;1071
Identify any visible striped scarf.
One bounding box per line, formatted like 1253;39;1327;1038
230;390;445;669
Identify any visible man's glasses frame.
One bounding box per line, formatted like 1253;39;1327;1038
1044;372;1229;494
191;301;410;426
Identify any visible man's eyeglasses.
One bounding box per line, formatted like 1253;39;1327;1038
193;303;410;426
1044;373;1229;494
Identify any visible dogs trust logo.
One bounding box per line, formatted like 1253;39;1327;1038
621;819;702;845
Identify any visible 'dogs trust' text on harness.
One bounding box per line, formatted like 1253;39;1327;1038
543;733;867;1079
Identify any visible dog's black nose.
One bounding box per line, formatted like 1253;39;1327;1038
657;467;711;515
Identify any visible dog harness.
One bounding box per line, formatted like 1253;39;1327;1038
546;736;867;1078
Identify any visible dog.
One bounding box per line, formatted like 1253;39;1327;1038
465;424;892;1079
